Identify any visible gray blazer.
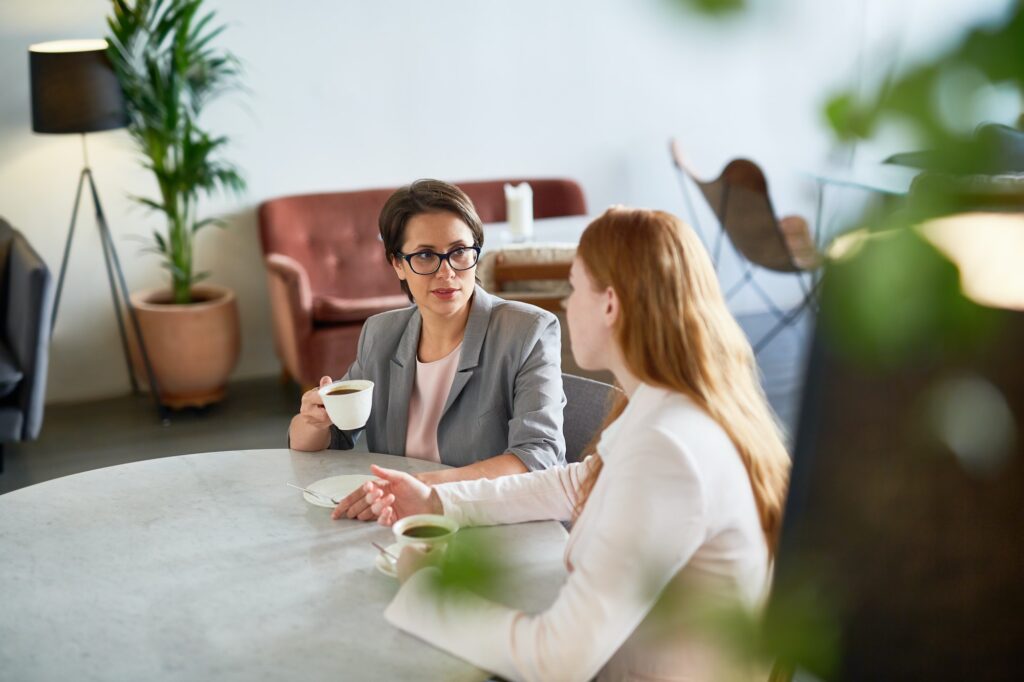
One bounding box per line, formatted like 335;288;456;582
330;286;566;470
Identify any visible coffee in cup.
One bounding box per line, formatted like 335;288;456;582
392;513;459;550
318;379;374;430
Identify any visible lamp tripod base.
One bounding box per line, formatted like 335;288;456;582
51;165;170;424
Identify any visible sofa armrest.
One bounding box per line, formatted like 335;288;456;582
264;253;313;382
5;231;54;441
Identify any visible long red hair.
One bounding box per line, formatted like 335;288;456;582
574;208;791;556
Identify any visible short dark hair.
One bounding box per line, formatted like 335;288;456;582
379;179;485;301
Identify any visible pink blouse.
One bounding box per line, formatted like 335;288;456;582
404;343;462;462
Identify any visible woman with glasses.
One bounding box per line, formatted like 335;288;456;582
288;179;566;521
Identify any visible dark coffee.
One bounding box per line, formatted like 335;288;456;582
402;525;450;538
327;387;362;396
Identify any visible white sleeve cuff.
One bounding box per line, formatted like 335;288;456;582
384;567;522;681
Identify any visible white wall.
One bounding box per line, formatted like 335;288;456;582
0;0;1016;403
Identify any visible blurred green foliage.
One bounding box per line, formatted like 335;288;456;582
662;0;1024;677
646;571;841;677
826;3;1024;153
818;3;1023;364
821;224;999;368
665;0;746;18
424;531;505;596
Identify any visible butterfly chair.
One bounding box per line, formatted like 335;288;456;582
669;139;823;354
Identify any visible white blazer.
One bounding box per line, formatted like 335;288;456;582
385;383;771;681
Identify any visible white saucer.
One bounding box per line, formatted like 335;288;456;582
374;542;402;578
301;474;376;508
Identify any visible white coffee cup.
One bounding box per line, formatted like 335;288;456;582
318;379;374;430
392;513;459;550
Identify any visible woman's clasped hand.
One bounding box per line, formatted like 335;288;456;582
331;464;441;524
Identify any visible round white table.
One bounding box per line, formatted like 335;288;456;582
0;449;568;681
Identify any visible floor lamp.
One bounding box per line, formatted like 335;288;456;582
29;39;169;423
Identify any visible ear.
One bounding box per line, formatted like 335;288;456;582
391;256;407;282
603;286;619;328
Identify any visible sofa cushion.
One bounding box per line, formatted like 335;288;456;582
311;294;409;323
0;338;23;399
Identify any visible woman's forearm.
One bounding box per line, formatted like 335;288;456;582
288;414;332;451
417;452;528;485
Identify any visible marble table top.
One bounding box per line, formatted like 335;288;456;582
0;449;569;681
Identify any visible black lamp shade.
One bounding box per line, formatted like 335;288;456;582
29;39;128;134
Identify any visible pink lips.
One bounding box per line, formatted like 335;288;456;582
430;288;459;300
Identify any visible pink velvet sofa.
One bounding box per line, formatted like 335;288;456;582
258;178;586;387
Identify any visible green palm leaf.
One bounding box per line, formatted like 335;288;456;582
106;0;245;304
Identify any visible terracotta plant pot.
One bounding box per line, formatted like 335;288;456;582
127;284;241;409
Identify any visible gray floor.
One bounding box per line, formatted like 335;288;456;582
0;376;310;494
0;308;812;495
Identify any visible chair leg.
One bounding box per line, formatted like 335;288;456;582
753;298;815;354
675;171;709;247
753;309;805;354
724;266;756;302
712;228;725;270
796;269;813;299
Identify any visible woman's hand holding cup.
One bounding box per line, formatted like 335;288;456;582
298;376;335;429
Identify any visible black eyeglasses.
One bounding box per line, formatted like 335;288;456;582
395;245;481;275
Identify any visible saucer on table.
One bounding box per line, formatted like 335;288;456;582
375;542;402;578
302;474;377;508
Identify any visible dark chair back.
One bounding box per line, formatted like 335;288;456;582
562;373;618;463
0;218;54;442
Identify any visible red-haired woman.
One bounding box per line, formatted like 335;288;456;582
364;208;790;681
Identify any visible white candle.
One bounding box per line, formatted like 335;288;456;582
504;182;534;241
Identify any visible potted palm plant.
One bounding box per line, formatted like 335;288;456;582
106;0;245;408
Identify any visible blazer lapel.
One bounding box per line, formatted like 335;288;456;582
441;286;493;417
386;310;421;455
